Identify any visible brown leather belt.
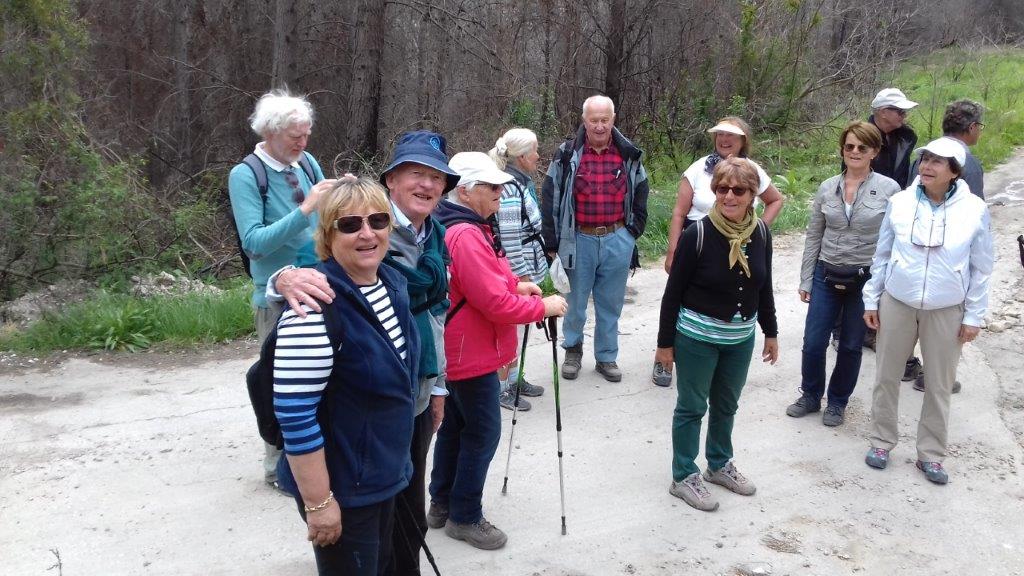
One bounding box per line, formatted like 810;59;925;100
577;220;625;236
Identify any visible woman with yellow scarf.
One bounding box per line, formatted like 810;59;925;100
655;157;779;512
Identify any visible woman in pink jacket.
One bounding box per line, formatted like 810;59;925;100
426;152;566;551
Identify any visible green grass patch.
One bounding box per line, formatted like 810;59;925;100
639;47;1024;264
0;280;253;353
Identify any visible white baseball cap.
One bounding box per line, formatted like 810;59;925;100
707;121;746;136
915;136;966;168
871;88;918;110
449;152;515;187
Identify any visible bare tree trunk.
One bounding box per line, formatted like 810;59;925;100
271;0;297;88
345;0;386;165
604;0;626;107
417;4;441;127
171;0;193;176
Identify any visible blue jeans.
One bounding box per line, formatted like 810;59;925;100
563;227;635;362
428;372;501;524
800;261;867;408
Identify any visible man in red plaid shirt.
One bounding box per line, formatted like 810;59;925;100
541;95;650;382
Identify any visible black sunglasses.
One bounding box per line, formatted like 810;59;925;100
284;170;305;204
843;143;873;153
333;212;391;234
714;185;751;197
885;107;908;117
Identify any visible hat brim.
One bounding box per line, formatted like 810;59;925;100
463;168;515;186
380;155;460;193
891;99;918;110
707;123;746;136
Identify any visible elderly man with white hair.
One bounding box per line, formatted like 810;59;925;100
228;89;335;489
541;95;650;383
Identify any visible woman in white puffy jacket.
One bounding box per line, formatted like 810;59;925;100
861;137;993;485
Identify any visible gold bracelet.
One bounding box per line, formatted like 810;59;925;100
303;491;335;513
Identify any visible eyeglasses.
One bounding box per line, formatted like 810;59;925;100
285;169;305;204
713;185;751;197
885;107;908;117
333;212;392;234
843;143;873;153
973;122;986;131
910;199;946;248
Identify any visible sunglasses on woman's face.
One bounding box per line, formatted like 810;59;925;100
843;143;872;153
714;185;751;197
332;212;391;234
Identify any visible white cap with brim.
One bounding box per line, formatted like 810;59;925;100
871;88;918;110
449;152;515;187
915;136;966;168
707;121;746;136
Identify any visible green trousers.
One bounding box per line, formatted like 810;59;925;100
671;331;754;480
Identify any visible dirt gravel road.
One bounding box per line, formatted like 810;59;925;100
3;156;1024;576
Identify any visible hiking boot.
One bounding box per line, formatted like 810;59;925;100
426;502;448;529
916;460;949;485
561;345;582;380
516;379;544;397
703;461;756;496
596;361;622;382
652;362;673;387
913;377;961;394
863;328;877;351
498;389;531;411
444;517;508;550
669;473;719;512
822;405;845;427
903;357;923;382
786;395;821;418
865;447;890;469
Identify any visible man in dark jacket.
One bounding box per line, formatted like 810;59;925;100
865;88;919;188
541;95;649;383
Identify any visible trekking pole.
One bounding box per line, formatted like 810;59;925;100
501;323;532;495
547;315;568;535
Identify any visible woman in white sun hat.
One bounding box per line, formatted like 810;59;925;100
861;136;993;485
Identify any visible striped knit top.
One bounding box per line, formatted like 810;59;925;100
272;279;407;455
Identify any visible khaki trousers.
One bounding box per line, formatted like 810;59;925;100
255;301;284;482
869;292;964;462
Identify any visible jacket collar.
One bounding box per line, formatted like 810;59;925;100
571;125;642;161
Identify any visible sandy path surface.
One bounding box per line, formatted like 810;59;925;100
3;157;1023;576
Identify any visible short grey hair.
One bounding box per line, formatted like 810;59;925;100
942;100;984;135
249;89;314;137
488;128;538;170
581;95;615;116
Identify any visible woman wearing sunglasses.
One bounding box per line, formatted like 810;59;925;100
656;157;779;512
272;175;419;575
785;121;901;427
861;137;993;485
428;152;566;550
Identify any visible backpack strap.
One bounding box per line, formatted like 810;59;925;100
445;299;467;326
242;153;269;202
297;151;321;186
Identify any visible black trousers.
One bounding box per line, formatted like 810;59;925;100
385;408;434;576
296;497;396;576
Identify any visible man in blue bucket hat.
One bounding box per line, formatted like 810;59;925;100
272;130;458;575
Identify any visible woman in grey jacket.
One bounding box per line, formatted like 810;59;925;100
786;122;901;427
861;137;993;485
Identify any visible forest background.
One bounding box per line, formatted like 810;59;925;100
2;0;1023;350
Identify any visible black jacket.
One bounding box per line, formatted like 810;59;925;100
657;217;778;348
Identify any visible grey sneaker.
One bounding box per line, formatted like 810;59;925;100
652;362;673;387
916;460;949;485
596;361;622;382
426;502;448;529
865;447;889;469
444;517;508;550
913;377;961;394
516;379;544;397
822;405;845;427
498;389;531;411
561;345;582;380
703;461;756;496
786;395;820;418
669;473;719;511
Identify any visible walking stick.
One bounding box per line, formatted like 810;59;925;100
547;315;568;535
501;323;532;495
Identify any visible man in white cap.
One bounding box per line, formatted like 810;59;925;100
865;88;919;188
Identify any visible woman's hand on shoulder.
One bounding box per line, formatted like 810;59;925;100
762;337;778;365
306;498;342;547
